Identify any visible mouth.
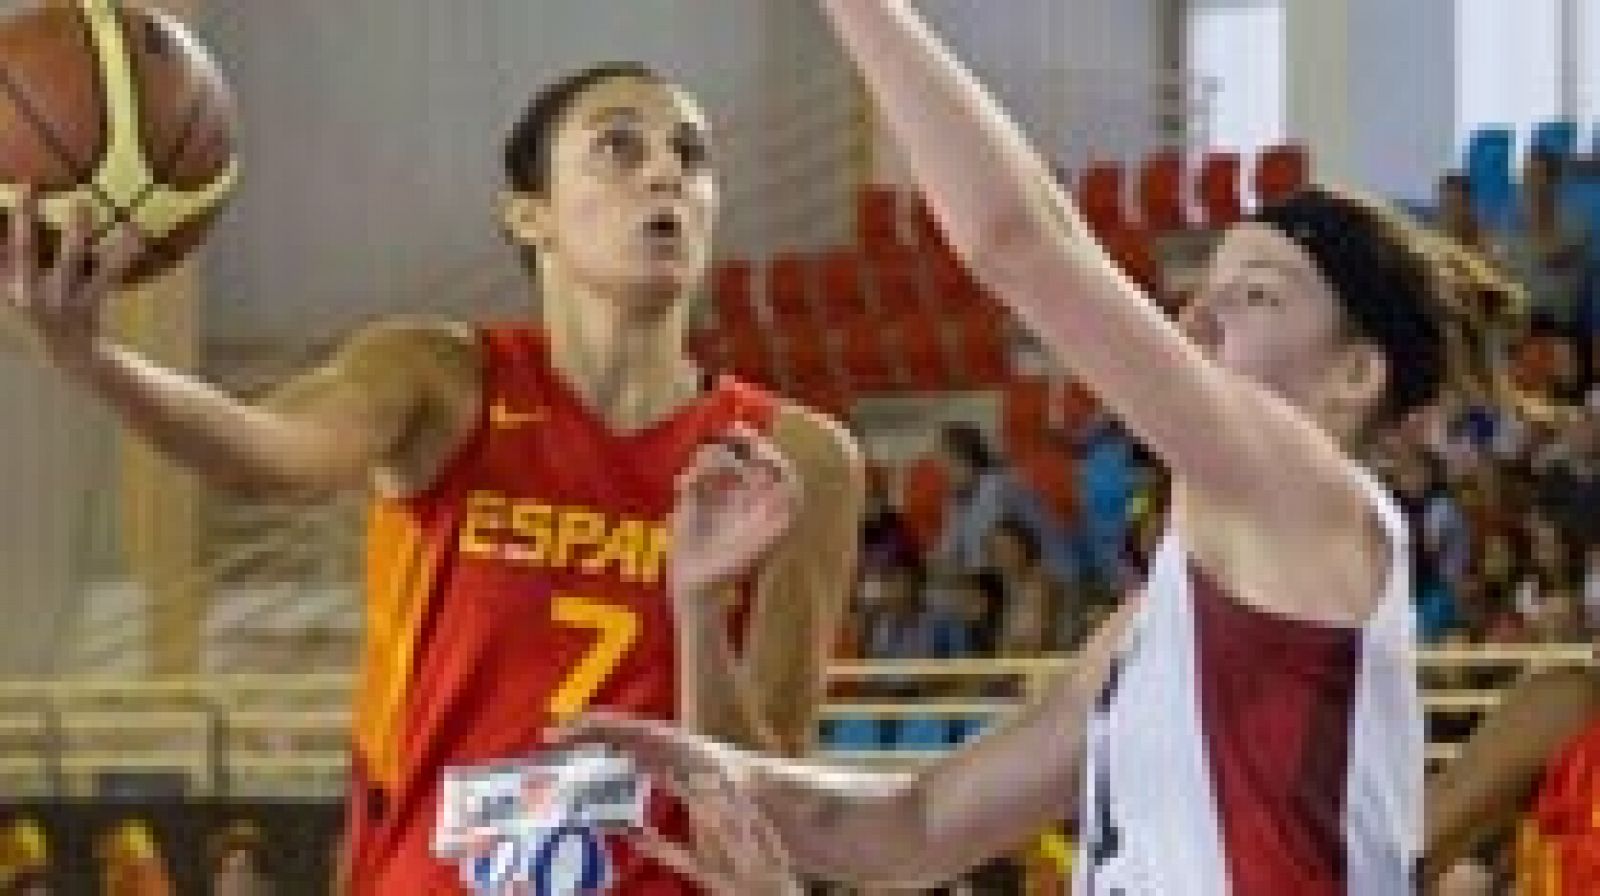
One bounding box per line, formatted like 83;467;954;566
642;211;685;247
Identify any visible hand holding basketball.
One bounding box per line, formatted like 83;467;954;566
4;189;143;363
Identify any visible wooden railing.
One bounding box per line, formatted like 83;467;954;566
0;646;1590;799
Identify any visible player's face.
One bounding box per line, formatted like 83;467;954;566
544;78;719;306
1182;224;1385;422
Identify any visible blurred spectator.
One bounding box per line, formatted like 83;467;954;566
1437;172;1490;255
209;822;271;896
1069;413;1137;595
860;467;920;576
1495;150;1591;328
933;424;1073;580
984;518;1074;654
1532;413;1600;547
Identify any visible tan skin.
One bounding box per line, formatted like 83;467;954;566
562;2;1422;892
1;75;862;756
1424;667;1600;885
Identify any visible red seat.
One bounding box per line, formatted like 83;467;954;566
910;193;949;251
712;261;757;327
723;324;775;387
1079;162;1127;236
1003;377;1052;451
774;324;833;388
1100;225;1163;298
1198;152;1243;228
841;322;898;393
1255;143;1310;206
1014;444;1077;528
868;250;923;317
766;254;813;322
818;251;871;321
686;328;722;369
857;185;903;255
792;377;852;418
1138;150;1188;232
896;312;952;390
901;456;951;552
956;305;1011;386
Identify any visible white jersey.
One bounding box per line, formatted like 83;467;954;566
1074;469;1422;895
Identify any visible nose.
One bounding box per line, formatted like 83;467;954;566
1181;302;1222;352
642;141;686;197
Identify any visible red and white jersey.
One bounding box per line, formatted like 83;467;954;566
1074;468;1421;895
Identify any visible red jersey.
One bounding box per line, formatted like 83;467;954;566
343;326;777;894
1520;717;1600;896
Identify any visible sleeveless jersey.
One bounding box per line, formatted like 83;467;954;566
342;326;778;894
1518;717;1600;895
1074;468;1421;894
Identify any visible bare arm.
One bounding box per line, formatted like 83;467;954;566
1424;667;1600;883
818;1;1377;615
672;410;865;755
6;192;449;501
742;408;864;754
574;602;1134;889
65;319;453;499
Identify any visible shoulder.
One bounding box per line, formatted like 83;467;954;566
333;317;482;390
768;402;865;499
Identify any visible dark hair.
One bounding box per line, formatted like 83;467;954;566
1439;172;1471;196
1256;187;1525;427
504;62;662;196
940;423;999;472
992;516;1042;565
1526;147;1563;177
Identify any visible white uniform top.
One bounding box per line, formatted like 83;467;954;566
1074;468;1422;895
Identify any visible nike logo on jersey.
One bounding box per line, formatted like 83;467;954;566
491;401;547;429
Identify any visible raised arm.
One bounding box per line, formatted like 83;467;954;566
817;2;1368;554
6;192;455;501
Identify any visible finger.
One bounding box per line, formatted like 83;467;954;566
549;713;724;782
713;424;793;481
47;199;94;307
80;223;144;303
8;186;39;307
632;825;722;890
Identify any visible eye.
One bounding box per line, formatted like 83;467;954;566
595;128;646;166
671;134;711;171
1244;285;1278;308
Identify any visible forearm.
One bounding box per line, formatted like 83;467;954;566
59;339;362;497
821;1;1271;501
819;0;1061;260
674;593;781;754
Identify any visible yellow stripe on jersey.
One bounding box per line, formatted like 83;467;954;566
353;500;432;788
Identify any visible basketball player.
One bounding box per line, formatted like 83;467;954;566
557;2;1523;893
2;64;863;893
1425;651;1600;890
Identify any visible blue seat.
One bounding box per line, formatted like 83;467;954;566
822;716;885;750
1464;126;1516;230
1531;119;1578;159
894;716;954;749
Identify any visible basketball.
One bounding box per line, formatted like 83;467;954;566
0;0;237;285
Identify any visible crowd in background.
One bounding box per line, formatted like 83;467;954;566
837;147;1600;708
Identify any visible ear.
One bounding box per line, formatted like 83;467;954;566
498;189;551;249
1341;342;1390;415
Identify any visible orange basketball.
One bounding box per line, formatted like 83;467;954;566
0;0;238;285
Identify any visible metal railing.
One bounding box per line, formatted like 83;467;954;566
0;645;1590;800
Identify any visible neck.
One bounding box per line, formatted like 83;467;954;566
539;260;699;428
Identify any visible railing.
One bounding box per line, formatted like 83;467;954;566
0;646;1590;800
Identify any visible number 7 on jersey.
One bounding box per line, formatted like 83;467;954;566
547;595;642;718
